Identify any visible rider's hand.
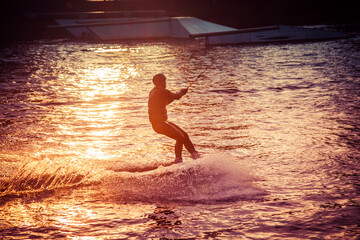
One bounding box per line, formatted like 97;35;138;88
181;88;188;95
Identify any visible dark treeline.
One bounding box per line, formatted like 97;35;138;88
2;0;359;42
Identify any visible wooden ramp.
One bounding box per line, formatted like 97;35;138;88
175;17;237;38
49;17;348;44
49;17;238;40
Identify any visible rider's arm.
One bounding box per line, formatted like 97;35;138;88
166;88;188;104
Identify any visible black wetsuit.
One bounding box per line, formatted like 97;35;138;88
148;86;195;159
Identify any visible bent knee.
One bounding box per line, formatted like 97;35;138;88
174;133;187;144
176;139;186;146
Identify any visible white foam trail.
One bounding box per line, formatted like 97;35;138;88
101;153;265;203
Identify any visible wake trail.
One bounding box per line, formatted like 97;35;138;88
101;153;266;203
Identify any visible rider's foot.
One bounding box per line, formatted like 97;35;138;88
174;157;183;164
191;151;201;159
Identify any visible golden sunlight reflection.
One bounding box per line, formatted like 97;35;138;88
45;64;141;162
80;67;130;100
93;46;129;53
54;205;97;229
85;148;110;160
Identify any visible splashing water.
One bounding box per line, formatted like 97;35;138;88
102;154;264;203
0;157;92;198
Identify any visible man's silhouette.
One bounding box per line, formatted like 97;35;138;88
148;73;200;163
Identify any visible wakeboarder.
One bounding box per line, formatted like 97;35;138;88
148;73;200;164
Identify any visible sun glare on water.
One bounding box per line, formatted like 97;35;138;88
40;61;142;162
80;67;131;99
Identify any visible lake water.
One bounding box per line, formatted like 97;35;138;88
1;26;360;239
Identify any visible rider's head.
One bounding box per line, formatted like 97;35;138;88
153;73;166;88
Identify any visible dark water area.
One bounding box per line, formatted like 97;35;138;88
0;26;360;239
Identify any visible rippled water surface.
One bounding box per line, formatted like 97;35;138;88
1;29;360;239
